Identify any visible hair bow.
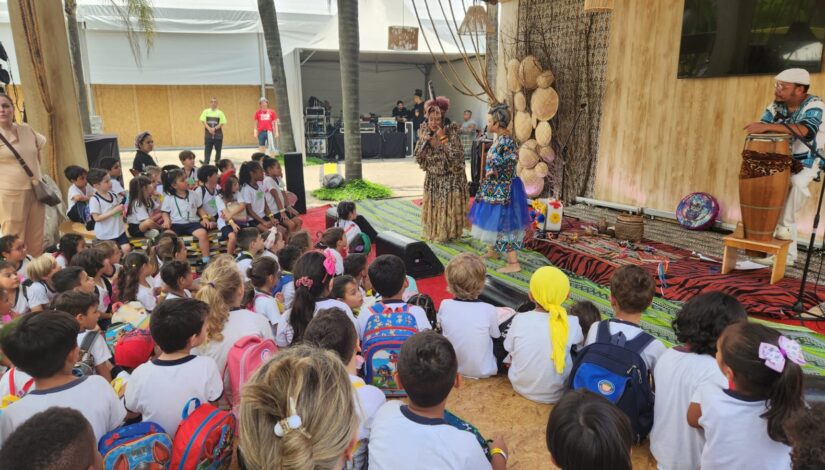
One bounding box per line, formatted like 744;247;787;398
295;276;313;289
322;249;337;276
759;336;806;373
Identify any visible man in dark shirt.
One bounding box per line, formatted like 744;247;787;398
392;100;408;132
410;89;425;142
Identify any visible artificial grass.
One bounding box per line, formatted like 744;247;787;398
312;179;393;201
274;154;325;166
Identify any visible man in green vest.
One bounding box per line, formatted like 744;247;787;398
199;97;227;164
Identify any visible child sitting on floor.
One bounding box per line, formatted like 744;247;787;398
52;291;113;382
332;275;364;315
288;230;312;254
116;251;158;312
315;227;346;276
52;266;95;295
438;253;500;379
357;255;431;339
369;331;508;470
25;254;59;313
70;249;113;322
0;235;31;281
235;227;264;282
274;244;299;310
0;311;125;443
567;300;601;338
247;256;281;330
504;266;583;404
52;233;86;269
650;292;747;470
125;298;223;437
0;261;27;315
160;260;193;300
335;201;370;254
161;168;216;266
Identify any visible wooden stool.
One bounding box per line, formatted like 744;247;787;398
721;235;791;285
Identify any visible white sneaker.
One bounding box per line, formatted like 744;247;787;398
752;255;775;266
775;226;793;241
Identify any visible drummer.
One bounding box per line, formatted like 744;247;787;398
744;68;825;265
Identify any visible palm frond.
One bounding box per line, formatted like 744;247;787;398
108;0;155;67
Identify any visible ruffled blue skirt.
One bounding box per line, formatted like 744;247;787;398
468;178;531;252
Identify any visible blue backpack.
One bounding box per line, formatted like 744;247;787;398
362;302;418;397
98;421;173;470
567;320;655;443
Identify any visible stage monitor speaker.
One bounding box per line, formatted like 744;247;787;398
84;134;120;170
375;231;443;279
479;275;529;309
355;215;378;240
283;152;307;214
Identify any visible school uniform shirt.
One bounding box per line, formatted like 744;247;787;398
252;290;281;326
438;299;499;379
95;279;113;314
126;201;153;225
0;368;34;398
89;191;126;240
693;384;792;470
199;185;219;218
275;299;356;348
262;176;283;214
125;355;223;437
164;290;192;300
650;349;728;470
282;282;295;311
368;400;491;470
356;300;431;340
55;253;68;269
78;330;113;367
161;189;203;225
239;183;267;218
111;178;125;196
66;184;94;214
192;308;274;373
336;219;363;245
12;285;28;315
137;277;158;312
183;167;198;188
236;252;255;282
0;375;126;443
584;320;667;372
26;280;55;310
350;374;386;441
504;311;583;404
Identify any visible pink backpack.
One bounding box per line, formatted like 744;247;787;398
225;336;277;411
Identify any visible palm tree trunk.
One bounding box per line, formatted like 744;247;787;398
64;0;91;134
338;0;361;180
257;0;295;153
486;2;498;99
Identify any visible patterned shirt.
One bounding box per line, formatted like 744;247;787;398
477;135;518;205
760;94;825;168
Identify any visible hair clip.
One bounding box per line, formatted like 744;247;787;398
759;336;806;373
296;276;313;289
273;397;312;439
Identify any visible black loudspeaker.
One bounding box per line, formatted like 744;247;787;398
283;152;306;214
479;275;529;309
84;134;121;169
355;215;378;240
375;231;443;279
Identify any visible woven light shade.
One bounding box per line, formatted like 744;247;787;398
584;0;613;12
458;5;494;35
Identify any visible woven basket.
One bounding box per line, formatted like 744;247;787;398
615;214;644;242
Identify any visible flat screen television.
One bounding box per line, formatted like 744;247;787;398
678;0;825;78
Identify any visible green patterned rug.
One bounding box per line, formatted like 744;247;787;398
358;199;825;375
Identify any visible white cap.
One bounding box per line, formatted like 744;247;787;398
775;68;810;86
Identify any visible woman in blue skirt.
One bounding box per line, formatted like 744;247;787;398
468;103;531;273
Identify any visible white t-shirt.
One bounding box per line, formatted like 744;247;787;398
126;200;153;225
350;374;386;441
15;257;31;282
262;176;282;214
438;299;500;379
55;253;68;269
26;281;55;310
161;190;203;225
125;355;223;437
504;311;583;404
0;368;34;398
67;184;94;214
236;252;254;282
215;195;247;230
282;281;295;311
276;299;356;347
239;183;266;218
650;349;728;470
357;300;431;340
12;285;28;315
0;375;125;443
111;178;125;196
252;291;281;326
164;290;192;300
137;277;158;312
199;185;219;218
192;308;274;373
336;219;362;245
368;400;491;470
693;384;792;470
89;191;125;241
584;320;667;372
78;330;113;367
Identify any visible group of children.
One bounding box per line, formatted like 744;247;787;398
0;174;820;469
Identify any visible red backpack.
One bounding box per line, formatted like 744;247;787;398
171;398;236;470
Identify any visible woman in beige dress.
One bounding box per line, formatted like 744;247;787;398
414;96;469;242
0;94;47;256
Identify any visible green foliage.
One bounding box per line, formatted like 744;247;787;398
312;179;393;201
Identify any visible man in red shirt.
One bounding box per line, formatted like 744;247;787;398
254;97;279;154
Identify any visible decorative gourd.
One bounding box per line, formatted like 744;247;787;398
531;87;560;121
538;145;555;164
518;55;542;90
514;111;533;143
514;92;527;112
518;146;539;169
506;59;521;93
536;70;555;89
535;121;552;146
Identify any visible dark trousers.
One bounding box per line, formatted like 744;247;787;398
204;133;223;164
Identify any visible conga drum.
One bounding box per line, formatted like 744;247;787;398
739;133;793;241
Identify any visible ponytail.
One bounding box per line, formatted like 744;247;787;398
196;260;242;342
239;161;261;189
117;251;149;303
765;347;805;444
289;252;330;345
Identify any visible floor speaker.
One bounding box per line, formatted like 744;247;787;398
355;215;378;240
283;152;306;214
375;231;443;279
479;275;529;309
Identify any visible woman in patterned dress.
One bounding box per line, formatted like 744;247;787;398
468;103;530;273
415;96;469;242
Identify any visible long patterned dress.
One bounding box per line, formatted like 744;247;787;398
415;123;469;242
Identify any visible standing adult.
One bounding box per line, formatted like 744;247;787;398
468;103;530;273
410;89;425;142
0;94;46;256
391;100;408;132
131;131;158;174
254;97;279;155
744;68;825;265
415;96;468;242
200;97;226;165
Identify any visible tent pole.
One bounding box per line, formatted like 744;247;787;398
258;31;266;98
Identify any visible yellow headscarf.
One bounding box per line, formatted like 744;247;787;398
529;266;570;374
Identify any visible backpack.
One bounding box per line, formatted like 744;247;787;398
0;368;35;412
98;422;173;470
105;322;136;355
362;302;418;397
111;301;150;329
443;409;492;461
172;398;236;470
72;330;99;377
567;320;655;443
225;335;277;411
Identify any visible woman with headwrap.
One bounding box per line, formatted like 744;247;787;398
414;96;469;242
468;103;530;273
132;131;158;174
503;266;584;404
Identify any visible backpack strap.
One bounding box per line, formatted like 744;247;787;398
8;369;34;396
80;330;98;354
622;328;655;355
594;320;613;344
